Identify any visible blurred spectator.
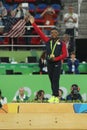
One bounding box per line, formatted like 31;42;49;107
13;3;29;18
40;6;56;35
39;51;48;74
66;84;83;102
0;15;3;26
34;90;48;102
13;3;31;47
3;10;18;34
67;52;80;74
58;89;65;101
0;89;7;105
0;15;4;43
0;1;7;18
0;1;7;42
63;34;73;57
64;5;78;51
13;87;29;102
4;9;30;50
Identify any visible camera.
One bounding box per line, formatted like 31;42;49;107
47;7;53;14
72;88;79;95
71;85;79;100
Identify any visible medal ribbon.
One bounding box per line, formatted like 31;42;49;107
50;39;59;55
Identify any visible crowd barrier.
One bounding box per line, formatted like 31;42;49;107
0;103;74;113
0;63;87;75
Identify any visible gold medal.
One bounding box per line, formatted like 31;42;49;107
50;54;55;58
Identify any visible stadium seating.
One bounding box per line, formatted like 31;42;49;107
35;14;44;24
0;37;9;45
36;3;47;13
29;3;36;14
4;3;11;12
26;0;36;2
14;0;24;3
31;37;42;45
3;37;9;45
4;3;18;11
6;0;36;3
0;37;4;45
51;4;61;12
5;0;13;3
79;63;87;74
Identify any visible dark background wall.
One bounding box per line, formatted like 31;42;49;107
76;39;87;62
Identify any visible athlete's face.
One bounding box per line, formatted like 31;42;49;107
50;30;59;39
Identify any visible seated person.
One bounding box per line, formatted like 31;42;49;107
34;90;48;102
58;89;65;101
13;87;29;103
0;89;7;105
39;51;48;74
66;84;83;102
67;52;79;74
48;88;65;103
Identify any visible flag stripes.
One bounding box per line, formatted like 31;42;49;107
4;18;26;38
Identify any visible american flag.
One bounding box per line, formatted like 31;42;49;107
3;17;26;38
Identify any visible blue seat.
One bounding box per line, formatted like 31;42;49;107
29;4;36;13
13;4;18;10
51;4;61;12
36;3;47;13
4;3;18;11
73;104;87;113
35;14;41;19
35;14;44;24
4;4;11;11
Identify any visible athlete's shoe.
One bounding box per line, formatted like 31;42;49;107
48;96;60;103
54;97;60;103
48;96;55;103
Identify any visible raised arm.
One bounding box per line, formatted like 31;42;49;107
29;15;50;43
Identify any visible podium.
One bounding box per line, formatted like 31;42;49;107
0;103;87;130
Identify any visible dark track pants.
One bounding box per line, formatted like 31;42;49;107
47;61;61;97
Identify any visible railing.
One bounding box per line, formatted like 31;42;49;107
0;25;56;51
0;63;87;75
0;25;86;50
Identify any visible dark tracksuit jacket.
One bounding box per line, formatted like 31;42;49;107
32;22;67;96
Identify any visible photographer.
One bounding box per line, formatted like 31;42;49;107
66;84;83;102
